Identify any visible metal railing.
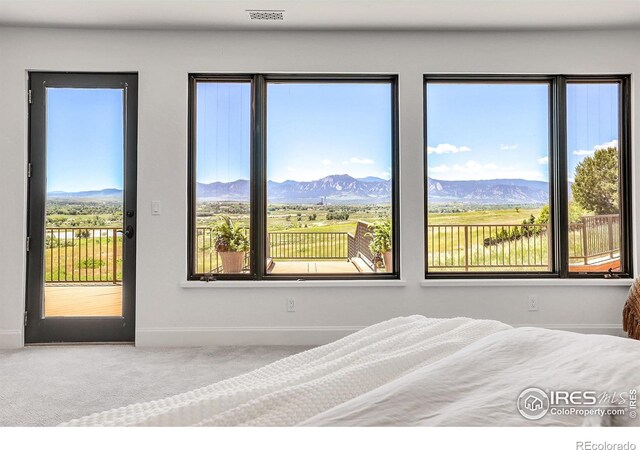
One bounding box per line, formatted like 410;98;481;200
268;232;349;260
427;214;621;272
569;214;620;264
427;223;550;271
45;227;122;283
194;222;375;274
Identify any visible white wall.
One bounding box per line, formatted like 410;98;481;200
0;27;637;348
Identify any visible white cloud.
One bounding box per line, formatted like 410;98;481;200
500;144;518;151
349;157;375;165
427;143;471;154
429;164;451;173
287;166;298;172
320;159;332;166
428;160;545;181
537;156;549;165
573;139;618;156
595;139;618;150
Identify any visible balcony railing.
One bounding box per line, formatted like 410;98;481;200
268;232;349;260
194;221;376;274
427;214;621;272
45;215;619;280
427;223;550;271
45;227;122;283
569;214;620;265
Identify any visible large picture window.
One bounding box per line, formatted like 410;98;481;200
189;75;399;280
424;75;631;278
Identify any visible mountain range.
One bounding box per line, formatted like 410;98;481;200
47;175;550;205
194;175;391;204
427;177;549;205
47;188;123;199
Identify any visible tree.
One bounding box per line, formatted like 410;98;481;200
571;146;619;215
536;205;550;224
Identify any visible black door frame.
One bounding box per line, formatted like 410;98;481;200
25;72;138;343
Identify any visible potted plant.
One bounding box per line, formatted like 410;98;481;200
214;215;249;273
367;219;392;272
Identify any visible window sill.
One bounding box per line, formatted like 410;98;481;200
181;279;407;288
420;278;634;288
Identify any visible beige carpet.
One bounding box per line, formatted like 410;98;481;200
0;344;310;426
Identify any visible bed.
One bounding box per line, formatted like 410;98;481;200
60;316;640;427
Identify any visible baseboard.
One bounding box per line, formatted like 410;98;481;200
514;324;625;337
136;323;626;347
135;325;364;347
0;330;23;348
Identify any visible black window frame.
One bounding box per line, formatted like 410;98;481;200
188;73;400;281
423;74;632;279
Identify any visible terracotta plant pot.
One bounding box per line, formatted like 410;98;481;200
383;250;393;272
219;251;245;273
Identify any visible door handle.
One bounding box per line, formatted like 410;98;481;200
118;226;135;239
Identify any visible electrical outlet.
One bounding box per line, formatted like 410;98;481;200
528;295;539;311
287;298;295;312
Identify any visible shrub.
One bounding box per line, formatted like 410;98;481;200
75;229;91;239
326;212;349;221
79;258;105;269
366;219;392;255
213;215;249;252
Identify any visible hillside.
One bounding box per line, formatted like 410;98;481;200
47;175;551;205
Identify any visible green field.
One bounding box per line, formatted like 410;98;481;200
427;206;551;272
196;202;391;233
45;200;608;276
428;207;543;226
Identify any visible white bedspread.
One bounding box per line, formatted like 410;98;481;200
61;316;510;426
302;326;640;427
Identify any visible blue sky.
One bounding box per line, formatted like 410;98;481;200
46;88;124;192
266;83;392;182
427;82;618;182
45;81;618;192
196;82;251;185
196;82;392;184
567;82;619;181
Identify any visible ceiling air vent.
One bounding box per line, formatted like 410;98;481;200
247;10;285;21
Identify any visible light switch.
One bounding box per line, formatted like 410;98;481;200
151;201;161;215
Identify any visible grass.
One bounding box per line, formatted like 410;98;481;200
43;202;617;277
427;208;542;226
427;207;550;272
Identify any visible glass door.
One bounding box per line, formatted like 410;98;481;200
25;73;137;343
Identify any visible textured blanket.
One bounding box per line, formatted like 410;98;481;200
302;327;640;427
60;316;510;426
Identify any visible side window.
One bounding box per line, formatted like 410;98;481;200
191;79;252;277
566;81;627;275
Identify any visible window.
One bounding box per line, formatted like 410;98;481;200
189;75;399;280
426;81;551;274
424;75;631;278
566;80;629;275
192;80;252;276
